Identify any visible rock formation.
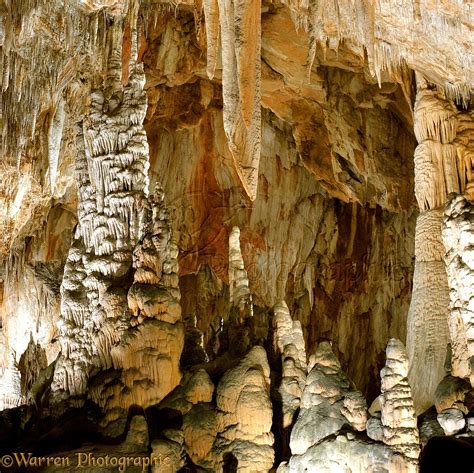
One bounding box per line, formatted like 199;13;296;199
281;338;423;472
0;0;473;471
406;84;453;414
273;301;306;436
380;338;420;468
289;341;367;456
443;193;474;386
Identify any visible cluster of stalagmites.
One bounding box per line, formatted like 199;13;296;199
30;206;461;472
157;231;429;471
1;3;473;470
275;332;421;472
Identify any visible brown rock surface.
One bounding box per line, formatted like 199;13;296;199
0;0;472;471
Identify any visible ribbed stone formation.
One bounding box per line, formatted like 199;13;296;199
443;193;474;386
289;341;367;457
380;339;420;468
273;300;307;432
279;338;423;472
0;0;473;471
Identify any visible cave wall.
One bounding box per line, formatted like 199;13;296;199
0;0;472;471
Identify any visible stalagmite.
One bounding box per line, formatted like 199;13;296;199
273;301;307;431
217;0;261;200
226;226;254;358
229;226;252;317
1;0;473;471
51;10;184;412
380;338;420;468
181;314;209;369
443;193;474;386
281;339;422;473
289;341;367;456
211;346;275;472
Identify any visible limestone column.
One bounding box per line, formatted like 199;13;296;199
406;79;459;413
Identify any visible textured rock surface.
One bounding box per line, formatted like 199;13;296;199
437;408;466;436
0;0;472;471
289;341;367;456
211;346;275;472
273;300;307;430
380;339;420;465
443;193;474;386
434;375;471;414
406;84;455;414
283;434;411;473
281;338;421;472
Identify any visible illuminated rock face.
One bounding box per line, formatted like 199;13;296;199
380;339;420;466
443;194;474;386
273;300;307;440
289;341;367;456
0;0;473;471
280;338;421;473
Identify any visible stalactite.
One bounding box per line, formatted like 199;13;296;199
274;0;471;105
47;98;66;194
203;0;220;80
0;0;109;161
217;0;261;201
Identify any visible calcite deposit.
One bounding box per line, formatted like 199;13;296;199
0;0;473;471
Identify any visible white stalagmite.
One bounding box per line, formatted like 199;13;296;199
217;0;261;201
229;226;252;318
289;341;367;457
105;187;184;410
212;346;275;472
380;338;420;470
273;301;307;429
443;193;474;386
